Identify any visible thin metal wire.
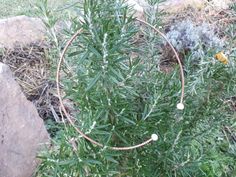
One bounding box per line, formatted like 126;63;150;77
136;19;185;104
56;19;185;151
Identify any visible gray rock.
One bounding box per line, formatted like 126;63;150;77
0;16;46;48
0;63;49;177
126;0;232;15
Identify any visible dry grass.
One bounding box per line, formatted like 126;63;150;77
0;42;61;119
0;0;80;120
163;4;236;33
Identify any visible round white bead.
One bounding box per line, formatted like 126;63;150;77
151;134;158;141
177;103;184;110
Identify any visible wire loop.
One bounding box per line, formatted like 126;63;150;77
56;19;185;151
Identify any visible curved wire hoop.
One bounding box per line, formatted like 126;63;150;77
56;18;185;151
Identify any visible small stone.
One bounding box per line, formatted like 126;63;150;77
125;0;148;19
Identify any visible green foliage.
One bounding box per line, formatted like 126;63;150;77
0;0;78;17
35;0;236;176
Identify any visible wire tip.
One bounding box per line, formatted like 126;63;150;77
177;103;184;110
151;134;158;141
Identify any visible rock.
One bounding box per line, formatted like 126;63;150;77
126;0;233;16
210;0;232;9
125;0;148;19
159;0;205;13
0;63;49;177
0;16;46;48
158;0;233;13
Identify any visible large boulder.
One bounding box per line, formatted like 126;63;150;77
0;16;46;48
0;63;49;177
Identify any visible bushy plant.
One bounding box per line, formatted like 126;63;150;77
165;20;224;59
35;1;236;176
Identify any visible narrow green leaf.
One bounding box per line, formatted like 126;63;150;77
78;51;89;65
84;159;102;165
87;45;102;58
110;66;125;81
85;72;102;92
120;116;136;125
68;51;81;57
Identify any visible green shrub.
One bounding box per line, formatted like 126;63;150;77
35;1;236;176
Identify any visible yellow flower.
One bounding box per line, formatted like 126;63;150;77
214;51;228;64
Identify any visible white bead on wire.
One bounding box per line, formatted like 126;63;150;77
151;134;158;141
177;103;184;110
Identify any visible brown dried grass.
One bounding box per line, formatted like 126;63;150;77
163;4;236;37
0;42;61;120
